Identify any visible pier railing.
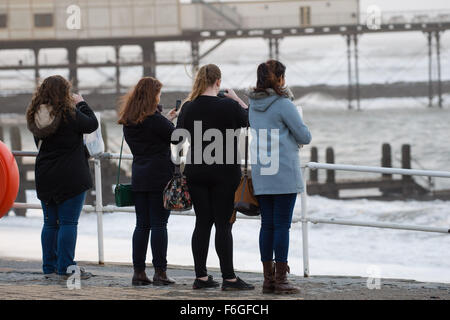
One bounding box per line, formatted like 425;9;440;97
10;151;450;277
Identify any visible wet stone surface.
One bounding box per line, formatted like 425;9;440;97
0;258;449;300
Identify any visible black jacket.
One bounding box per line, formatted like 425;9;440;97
176;95;248;181
123;111;175;192
29;101;99;205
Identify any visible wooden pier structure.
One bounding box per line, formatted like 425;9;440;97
0;1;449;109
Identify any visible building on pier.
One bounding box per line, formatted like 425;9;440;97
0;0;449;108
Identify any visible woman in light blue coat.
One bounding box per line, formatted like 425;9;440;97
248;60;311;295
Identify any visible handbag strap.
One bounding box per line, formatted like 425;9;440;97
117;135;124;186
244;124;249;176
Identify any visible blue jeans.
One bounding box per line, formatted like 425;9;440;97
133;191;170;272
41;192;86;275
257;193;297;263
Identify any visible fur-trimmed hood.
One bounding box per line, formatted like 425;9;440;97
27;104;62;139
246;87;295;112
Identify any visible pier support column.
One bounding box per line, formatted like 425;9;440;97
33;48;40;88
268;37;281;60
426;32;434;108
346;34;353;110
142;41;156;77
67;46;79;91
353;34;361;111
115;45;121;95
191;40;200;79
435;31;443;108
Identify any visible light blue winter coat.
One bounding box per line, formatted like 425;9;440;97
248;88;312;195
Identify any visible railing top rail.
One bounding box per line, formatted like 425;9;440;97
11;151;450;178
306;162;450;179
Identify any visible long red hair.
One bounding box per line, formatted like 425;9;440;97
118;77;162;125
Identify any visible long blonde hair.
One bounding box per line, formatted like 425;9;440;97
187;64;221;102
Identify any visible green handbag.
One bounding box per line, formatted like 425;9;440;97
114;136;134;207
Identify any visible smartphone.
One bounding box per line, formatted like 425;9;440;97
175;100;182;111
217;89;228;98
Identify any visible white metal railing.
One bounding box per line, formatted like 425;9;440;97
10;151;450;277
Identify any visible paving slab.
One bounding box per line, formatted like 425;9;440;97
0;258;449;300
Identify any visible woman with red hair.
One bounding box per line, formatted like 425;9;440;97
118;77;177;286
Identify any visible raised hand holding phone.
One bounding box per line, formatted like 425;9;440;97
224;89;248;109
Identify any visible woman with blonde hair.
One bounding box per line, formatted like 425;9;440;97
176;64;254;291
118;77;177;286
26;75;98;280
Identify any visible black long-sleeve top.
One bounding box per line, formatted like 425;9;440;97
176;95;248;181
124;111;175;192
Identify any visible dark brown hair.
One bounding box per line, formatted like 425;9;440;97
26;75;75;124
118;77;162;125
254;59;286;96
187;64;221;101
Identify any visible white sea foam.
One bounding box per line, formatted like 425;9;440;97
1;193;449;283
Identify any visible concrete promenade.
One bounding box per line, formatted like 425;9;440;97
0;258;449;300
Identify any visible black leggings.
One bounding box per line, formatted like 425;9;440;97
132;191;170;272
187;174;240;280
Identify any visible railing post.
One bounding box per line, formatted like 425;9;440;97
301;168;310;277
94;158;105;265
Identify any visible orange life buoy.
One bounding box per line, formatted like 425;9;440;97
0;140;20;218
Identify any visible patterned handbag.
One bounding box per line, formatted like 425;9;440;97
163;166;192;211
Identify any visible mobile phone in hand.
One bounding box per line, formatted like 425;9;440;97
176;100;181;111
217;90;228;98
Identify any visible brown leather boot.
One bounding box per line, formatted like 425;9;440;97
153;268;176;286
132;269;152;286
274;262;300;294
262;261;275;294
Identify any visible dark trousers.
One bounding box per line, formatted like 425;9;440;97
41;192;86;275
132;191;170;272
187;175;240;280
257;193;297;263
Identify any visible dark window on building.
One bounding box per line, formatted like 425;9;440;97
300;7;311;27
0;14;7;28
34;13;53;27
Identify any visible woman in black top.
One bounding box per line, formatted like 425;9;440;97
176;64;254;291
118;77;177;286
26;75;98;279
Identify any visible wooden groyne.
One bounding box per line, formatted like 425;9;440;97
307;144;450;201
1;125;450;217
